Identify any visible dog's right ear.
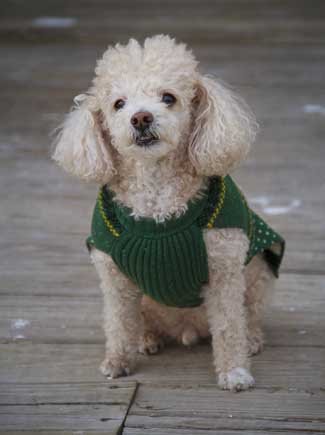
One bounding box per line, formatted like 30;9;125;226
52;94;115;183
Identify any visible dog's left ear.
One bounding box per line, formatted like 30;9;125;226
189;76;258;176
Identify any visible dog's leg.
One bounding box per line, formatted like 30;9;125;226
245;255;275;355
203;229;254;391
91;248;142;378
138;297;167;355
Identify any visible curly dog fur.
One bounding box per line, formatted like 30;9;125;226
53;35;274;391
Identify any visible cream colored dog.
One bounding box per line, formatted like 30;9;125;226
53;35;275;391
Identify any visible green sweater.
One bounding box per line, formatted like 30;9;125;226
87;176;285;308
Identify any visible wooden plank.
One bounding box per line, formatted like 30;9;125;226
0;381;136;405
0;244;324;295
0;163;324;279
2;81;325;132
0;432;112;435
1;235;324;276
124;385;325;433
0;343;324;391
1;0;325;46
0;164;324;284
1;124;324;181
3;205;323;250
133;346;325;391
2;43;325;88
1;150;323;198
0;267;99;297
125;412;325;434
2;0;324;22
0;273;324;347
0;382;137;432
0;405;124;432
1;169;324;225
124;430;323;435
0;295;104;344
1;229;323;278
125;385;325;433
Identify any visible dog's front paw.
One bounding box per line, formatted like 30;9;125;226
100;355;134;379
218;367;255;392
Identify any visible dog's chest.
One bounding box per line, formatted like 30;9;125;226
112;175;204;222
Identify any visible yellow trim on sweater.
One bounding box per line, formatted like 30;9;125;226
207;177;226;229
98;189;120;238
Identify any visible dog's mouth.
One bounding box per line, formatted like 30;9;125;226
135;130;159;147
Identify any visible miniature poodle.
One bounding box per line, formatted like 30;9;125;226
53;35;285;391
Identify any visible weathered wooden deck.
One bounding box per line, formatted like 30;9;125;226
1;1;324;433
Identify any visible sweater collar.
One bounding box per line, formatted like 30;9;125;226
103;183;211;236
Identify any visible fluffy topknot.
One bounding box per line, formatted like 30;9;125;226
94;35;199;92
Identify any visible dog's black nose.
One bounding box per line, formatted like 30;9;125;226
131;111;154;129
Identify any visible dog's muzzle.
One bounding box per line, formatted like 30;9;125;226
131;111;159;147
135;132;159;147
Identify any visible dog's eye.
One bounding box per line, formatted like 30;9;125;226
114;99;125;111
162;93;176;106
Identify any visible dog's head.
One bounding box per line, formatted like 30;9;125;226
53;35;257;183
